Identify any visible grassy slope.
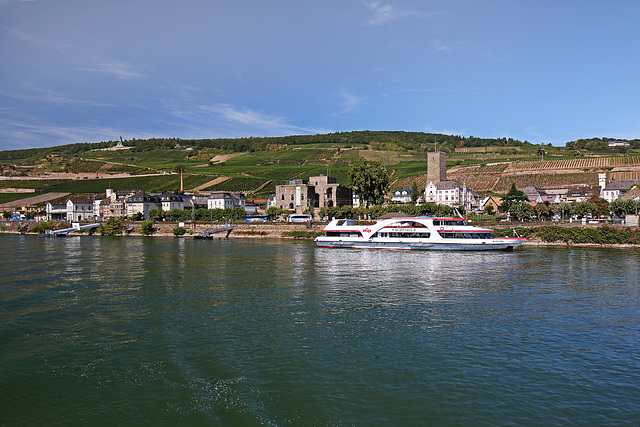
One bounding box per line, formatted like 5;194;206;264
3;142;640;206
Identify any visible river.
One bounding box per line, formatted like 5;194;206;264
1;235;638;425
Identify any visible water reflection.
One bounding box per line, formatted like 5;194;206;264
312;247;529;304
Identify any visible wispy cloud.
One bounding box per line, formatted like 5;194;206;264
6;27;70;53
365;1;397;25
0;86;113;107
363;1;426;25
0;119;124;149
331;90;365;117
168;103;327;137
74;61;145;80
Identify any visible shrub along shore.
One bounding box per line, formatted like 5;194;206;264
2;220;640;246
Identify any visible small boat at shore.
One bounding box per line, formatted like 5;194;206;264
315;216;525;251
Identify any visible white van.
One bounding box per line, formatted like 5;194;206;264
287;214;313;223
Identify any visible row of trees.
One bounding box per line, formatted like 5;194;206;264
498;184;640;221
148;207;246;222
0;131;534;161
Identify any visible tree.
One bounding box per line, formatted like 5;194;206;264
586;195;609;218
611;199;640;217
149;208;163;220
535;203;551;220
348;159;390;207
139;219;155;235
572;201;597;219
98;217;123;236
500;183;528;213
509;201;535;221
411;182;419;204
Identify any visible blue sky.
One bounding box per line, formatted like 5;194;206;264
1;0;638;151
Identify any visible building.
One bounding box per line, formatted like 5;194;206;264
424;180;479;212
274;175;351;214
524;185;562;204
601;179;640;203
546;189;568;203
125;191;160;219
480;196;502;213
160;192;185;211
66;198;95;221
621;186;640;201
99;189;129;219
275;179;316;214
608;140;631;147
566;185;600;203
207;191;246;210
45;202;67;221
266;194;276;209
391;188;412;204
308;175;352;209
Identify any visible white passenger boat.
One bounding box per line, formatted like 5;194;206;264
315;217;526;251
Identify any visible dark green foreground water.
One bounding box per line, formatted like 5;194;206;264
1;235;638;425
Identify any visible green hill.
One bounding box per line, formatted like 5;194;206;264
1;131;639;206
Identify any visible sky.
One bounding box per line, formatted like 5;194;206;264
1;0;639;151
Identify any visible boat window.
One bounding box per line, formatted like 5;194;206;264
376;231;430;239
438;231;493;239
387;221;427;228
433;219;466;226
327;231;362;237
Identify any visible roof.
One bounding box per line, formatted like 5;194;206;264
378;212;414;219
603;180;640;192
621;186;640;200
393;188;412;195
67;198;94;204
567;185;600;197
434;180;463;190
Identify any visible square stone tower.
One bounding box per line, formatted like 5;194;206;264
427;151;447;184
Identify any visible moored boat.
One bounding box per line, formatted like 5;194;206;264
315;216;525;251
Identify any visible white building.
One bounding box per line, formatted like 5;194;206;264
207;191;246;210
66;198;95;221
45;201;67;221
125;191;160;219
391;188;412;204
424;180;479;212
160;193;185;211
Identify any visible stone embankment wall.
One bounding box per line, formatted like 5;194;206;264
0;220;325;239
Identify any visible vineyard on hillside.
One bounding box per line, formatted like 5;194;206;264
504;156;640;172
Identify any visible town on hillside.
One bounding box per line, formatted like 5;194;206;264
2;151;640;226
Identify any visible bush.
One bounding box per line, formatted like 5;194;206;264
283;230;323;239
98;217;124;236
32;221;54;234
139;219;155;235
172;226;186;236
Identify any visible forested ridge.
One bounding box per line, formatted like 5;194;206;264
2;131;638;162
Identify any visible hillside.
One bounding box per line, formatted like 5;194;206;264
1;131;640;207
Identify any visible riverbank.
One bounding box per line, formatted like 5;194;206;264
2;220;639;247
0;220;325;239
